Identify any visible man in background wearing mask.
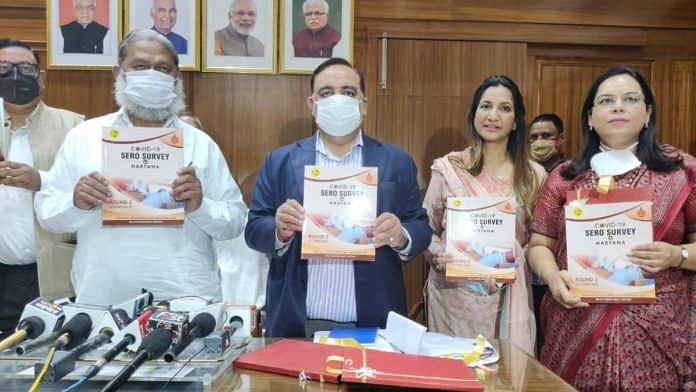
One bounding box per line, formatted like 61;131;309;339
529;113;566;172
0;38;84;340
35;30;246;306
528;112;567;354
245;57;431;337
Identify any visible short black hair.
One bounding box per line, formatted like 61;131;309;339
310;57;365;95
530;113;564;135
0;38;40;64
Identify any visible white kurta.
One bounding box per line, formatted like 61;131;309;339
35;109;246;305
0;125;38;265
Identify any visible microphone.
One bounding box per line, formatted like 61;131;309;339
42;327;115;383
163;312;216;362
30;313;92;391
16;298;65;340
54;312;92;350
100;328;172;392
83;333;135;381
16;331;60;355
204;315;244;354
112;305;158;353
226;316;244;335
0;316;45;352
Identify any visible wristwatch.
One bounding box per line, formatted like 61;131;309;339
679;245;689;268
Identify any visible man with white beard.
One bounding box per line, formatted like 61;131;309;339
35;29;246;305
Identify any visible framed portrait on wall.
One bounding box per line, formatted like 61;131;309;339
202;0;277;73
279;0;353;74
47;0;121;69
124;0;200;71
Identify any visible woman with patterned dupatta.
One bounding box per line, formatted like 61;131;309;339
423;76;546;356
529;66;696;391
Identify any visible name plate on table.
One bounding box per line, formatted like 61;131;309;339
445;196;517;283
302;166;378;261
565;187;654;303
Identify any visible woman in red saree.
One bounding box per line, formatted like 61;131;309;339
529;66;696;391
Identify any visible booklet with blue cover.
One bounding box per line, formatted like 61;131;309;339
328;327;378;344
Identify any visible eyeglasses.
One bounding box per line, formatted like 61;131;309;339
304;11;327;17
74;5;96;12
0;61;40;77
593;92;645;109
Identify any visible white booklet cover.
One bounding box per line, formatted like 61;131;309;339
301;166;378;261
101;126;184;226
445;196;517;282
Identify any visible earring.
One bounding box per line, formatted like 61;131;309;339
645;121;649;128
589;125;594;132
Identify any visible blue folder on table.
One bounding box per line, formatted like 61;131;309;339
328;327;378;344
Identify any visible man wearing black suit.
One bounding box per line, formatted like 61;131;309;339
61;0;109;54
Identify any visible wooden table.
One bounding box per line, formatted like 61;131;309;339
210;338;576;391
0;338;575;391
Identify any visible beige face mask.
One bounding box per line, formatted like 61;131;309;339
530;139;556;162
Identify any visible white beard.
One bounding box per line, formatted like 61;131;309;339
114;73;187;122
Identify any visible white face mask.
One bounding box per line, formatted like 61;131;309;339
123;69;177;109
314;94;363;137
590;141;640;176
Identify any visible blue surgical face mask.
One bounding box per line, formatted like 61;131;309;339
313;94;364;137
123;69;177;109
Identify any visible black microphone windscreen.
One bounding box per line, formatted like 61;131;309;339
61;313;92;339
191;313;216;337
19;316;46;339
140;328;172;358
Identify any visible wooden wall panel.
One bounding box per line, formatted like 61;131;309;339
530;59;652;158
651;61;696;153
189;73;313;204
0;6;45;42
355;0;696;29
44;70;117;119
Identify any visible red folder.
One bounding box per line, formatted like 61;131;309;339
341;346;483;391
233;339;484;391
232;339;343;383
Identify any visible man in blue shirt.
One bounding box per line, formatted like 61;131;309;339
150;0;187;55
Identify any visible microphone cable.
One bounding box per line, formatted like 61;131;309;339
29;313;92;392
62;375;87;392
28;345;56;392
158;346;206;391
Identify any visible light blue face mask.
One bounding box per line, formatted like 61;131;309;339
314;94;363;137
123;69;177;109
